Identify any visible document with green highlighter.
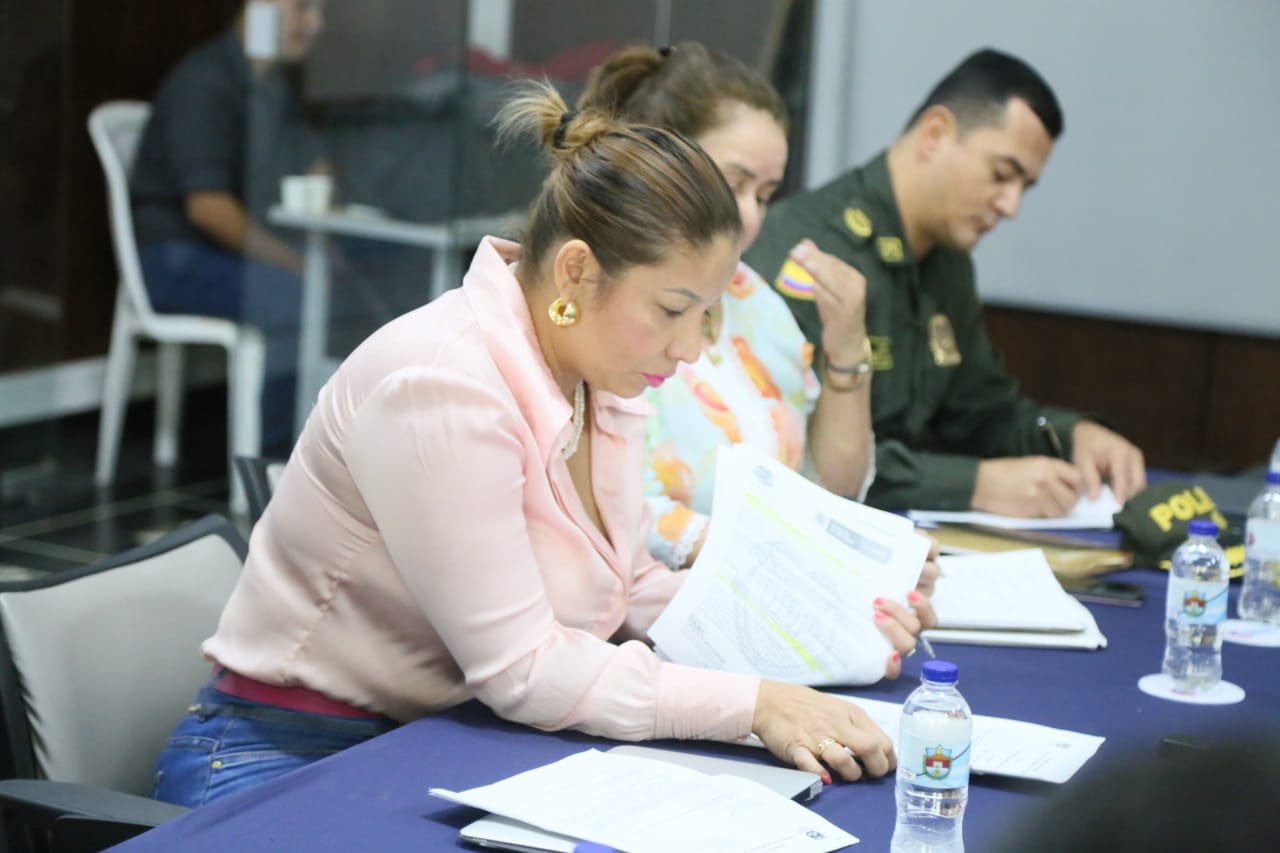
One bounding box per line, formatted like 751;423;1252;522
649;444;930;686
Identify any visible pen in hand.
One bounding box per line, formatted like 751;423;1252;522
1036;415;1066;460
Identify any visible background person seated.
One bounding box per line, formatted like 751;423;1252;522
131;0;326;453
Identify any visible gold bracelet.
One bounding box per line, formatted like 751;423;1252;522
821;339;873;392
823;359;871;392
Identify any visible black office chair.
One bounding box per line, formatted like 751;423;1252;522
233;455;287;525
0;515;246;852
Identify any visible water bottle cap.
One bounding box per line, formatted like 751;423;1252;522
1267;471;1280;486
1187;519;1218;537
921;660;959;684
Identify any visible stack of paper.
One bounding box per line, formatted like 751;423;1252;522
908;485;1122;530
649;444;930;686
431;749;857;853
739;694;1103;783
923;550;1108;649
839;695;1104;784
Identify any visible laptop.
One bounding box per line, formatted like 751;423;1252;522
457;745;823;852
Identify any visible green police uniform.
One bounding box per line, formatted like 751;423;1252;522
743;151;1083;511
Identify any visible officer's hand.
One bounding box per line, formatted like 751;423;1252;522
1072;420;1147;503
973;457;1083;518
752;680;895;782
787;239;867;366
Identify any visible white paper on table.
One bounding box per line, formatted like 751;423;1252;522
908;485;1122;530
650;444;930;686
430;749;858;853
921;551;1107;649
839;696;1105;784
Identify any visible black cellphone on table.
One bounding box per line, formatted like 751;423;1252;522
1060;578;1145;607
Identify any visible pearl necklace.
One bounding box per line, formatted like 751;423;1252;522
563;381;586;459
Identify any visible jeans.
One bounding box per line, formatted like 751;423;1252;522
149;684;398;808
139;241;303;453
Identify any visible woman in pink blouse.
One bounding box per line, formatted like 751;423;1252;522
149;81;909;807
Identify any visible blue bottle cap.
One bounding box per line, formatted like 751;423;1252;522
1267;471;1280;486
921;660;958;684
573;844;616;853
1187;519;1219;537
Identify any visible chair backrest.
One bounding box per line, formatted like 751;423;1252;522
233;456;287;525
86;101;155;325
0;515;246;795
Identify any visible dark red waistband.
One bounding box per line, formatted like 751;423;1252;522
211;667;386;720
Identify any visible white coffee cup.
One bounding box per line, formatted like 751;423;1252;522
281;174;333;214
281;175;311;212
304;174;333;213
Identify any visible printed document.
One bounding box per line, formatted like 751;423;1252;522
840;696;1104;784
431;748;858;853
922;551;1108;649
649;445;930;685
908;485;1121;530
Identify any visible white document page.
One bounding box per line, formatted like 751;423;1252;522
649;444;930;685
840;696;1105;784
922;551;1107;649
431;749;858;853
908;485;1121;530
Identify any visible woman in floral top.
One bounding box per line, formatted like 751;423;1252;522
582;44;879;569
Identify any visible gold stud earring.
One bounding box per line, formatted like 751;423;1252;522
548;297;580;327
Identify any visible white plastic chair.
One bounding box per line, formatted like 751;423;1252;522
88;101;264;513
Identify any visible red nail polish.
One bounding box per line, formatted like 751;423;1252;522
821;773;832;785
873;597;885;606
908;591;922;603
874;611;887;621
892;652;901;662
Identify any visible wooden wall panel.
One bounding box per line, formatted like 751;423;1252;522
59;1;242;360
1204;335;1280;471
985;306;1280;473
0;0;241;370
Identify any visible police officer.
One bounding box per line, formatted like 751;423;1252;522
744;48;1145;517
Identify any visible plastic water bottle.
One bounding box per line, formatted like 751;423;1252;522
1162;519;1229;692
1239;471;1280;624
891;660;971;853
1270;437;1280;474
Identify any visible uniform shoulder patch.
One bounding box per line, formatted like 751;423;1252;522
774;258;816;301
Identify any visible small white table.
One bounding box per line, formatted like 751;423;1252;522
268;206;521;433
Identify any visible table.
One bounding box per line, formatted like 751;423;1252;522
267;206;522;433
112;567;1278;852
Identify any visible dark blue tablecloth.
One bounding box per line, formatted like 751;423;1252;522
113;568;1279;852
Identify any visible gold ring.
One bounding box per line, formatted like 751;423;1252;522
814;736;837;757
904;645;918;659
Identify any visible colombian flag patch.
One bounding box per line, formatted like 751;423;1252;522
774;258;816;301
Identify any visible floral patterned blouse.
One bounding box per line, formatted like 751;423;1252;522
643;262;873;568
